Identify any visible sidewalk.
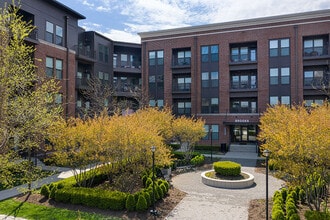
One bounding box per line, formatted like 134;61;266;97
0;161;72;202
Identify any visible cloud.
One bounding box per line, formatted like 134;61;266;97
103;29;141;44
74;0;330;43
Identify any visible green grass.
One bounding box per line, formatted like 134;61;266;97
0;198;122;220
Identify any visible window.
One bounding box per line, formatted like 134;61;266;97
270;67;290;85
270;68;278;85
175;77;191;91
55;26;63;46
46;57;53;77
157;51;164;65
55;94;62;104
104;73;109;81
230;99;257;113
231;73;257;89
202;72;218;88
281;68;290;84
177;101;191;115
269;38;290;57
202;98;219;113
99;44;109;63
304;38;324;56
177;50;191;65
230;45;257;62
149;99;156;107
269;96;278;105
55;59;63;79
76;100;82;108
121;54;128;67
203;124;219;140
98;72;104;80
304;69;324;86
270;96;290;105
201;46;209;62
304;98;324;106
45;21;53;43
149;50;164;66
201;45;219;62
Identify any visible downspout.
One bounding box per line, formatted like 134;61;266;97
294;25;298;103
65;16;69;118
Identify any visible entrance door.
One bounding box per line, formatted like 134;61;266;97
231;125;256;143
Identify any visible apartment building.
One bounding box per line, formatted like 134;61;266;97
139;10;330;150
1;0;142;118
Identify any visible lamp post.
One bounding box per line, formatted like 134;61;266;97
263;149;271;220
150;146;158;217
210;128;213;162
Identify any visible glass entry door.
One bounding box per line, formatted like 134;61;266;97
231;125;256;143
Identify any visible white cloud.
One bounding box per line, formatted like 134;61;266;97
103;29;141;43
72;0;330;43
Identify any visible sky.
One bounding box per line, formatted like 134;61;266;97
57;0;330;44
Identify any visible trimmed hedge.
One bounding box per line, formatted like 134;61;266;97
304;210;330;220
213;161;241;176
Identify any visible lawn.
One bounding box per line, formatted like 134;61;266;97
0;198;121;220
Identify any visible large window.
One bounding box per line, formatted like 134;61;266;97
304;69;324;86
46;21;63;46
230;99;257;113
269;38;290;57
270;67;290;85
203;124;219;140
231;46;256;62
149;50;164;66
201;45;219;62
177;50;191;65
231;73;257;89
46;57;62;79
202;71;219;88
173;77;191;91
98;44;109;63
304;38;325;56
202;98;219;113
269;96;290;105
177;101;191;115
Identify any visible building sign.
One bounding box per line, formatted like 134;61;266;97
235;119;249;123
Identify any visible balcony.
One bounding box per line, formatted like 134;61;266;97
230;43;257;64
172;83;191;93
74;45;95;61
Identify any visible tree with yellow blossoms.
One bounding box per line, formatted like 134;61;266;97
258;102;330;211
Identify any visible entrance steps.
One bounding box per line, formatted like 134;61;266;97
229;144;257;153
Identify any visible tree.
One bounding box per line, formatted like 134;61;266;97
0;3;62;188
172;116;206;160
258;103;330;211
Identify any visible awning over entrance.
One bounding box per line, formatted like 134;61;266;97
223;121;259;125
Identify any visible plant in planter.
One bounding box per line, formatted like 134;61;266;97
213;161;241;176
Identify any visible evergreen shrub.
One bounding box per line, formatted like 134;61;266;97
213;161;241;176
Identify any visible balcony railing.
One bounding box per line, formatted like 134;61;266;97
172;83;191;93
230;107;257;114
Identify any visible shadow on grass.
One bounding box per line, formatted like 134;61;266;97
7;192;31;217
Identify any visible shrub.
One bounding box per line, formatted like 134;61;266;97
49;184;58;199
156;184;163;199
160;183;167;195
271;210;285;220
213;161;241;176
125;194;136;211
145;178;152;188
136;194;148;211
288;213;300;220
40;185;50;198
299;188;306;204
190;154;205;166
54;188;71;203
304;210;330;220
143;191;151;207
280;188;288;201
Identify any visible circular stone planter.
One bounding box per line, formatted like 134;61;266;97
201;170;255;189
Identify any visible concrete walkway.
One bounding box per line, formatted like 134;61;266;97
166;153;285;220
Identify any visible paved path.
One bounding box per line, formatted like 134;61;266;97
166;166;285;220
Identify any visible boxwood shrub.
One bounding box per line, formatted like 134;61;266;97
213;161;241;176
